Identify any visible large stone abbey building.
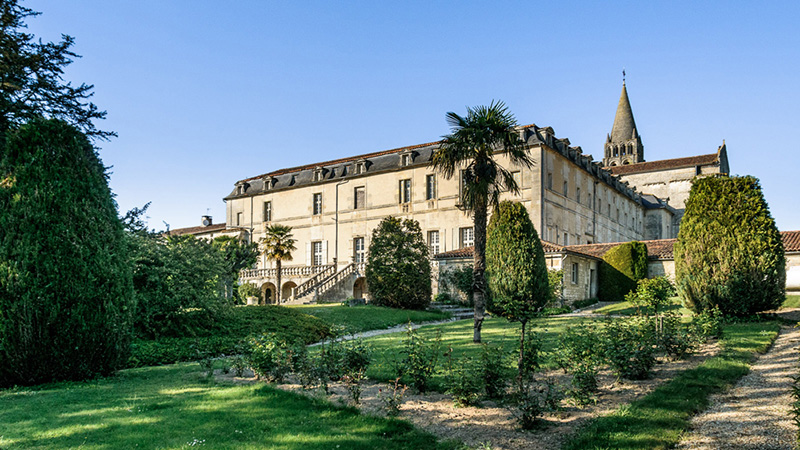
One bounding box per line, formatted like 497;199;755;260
210;83;729;303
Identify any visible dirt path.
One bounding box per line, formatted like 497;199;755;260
308;318;462;347
676;326;800;450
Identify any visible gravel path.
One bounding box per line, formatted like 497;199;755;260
676;325;799;450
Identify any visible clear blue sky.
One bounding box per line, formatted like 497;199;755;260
26;0;800;231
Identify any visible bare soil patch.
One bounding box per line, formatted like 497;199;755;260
217;340;721;450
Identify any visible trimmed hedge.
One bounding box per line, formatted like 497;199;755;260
675;175;785;316
128;306;331;367
597;241;648;302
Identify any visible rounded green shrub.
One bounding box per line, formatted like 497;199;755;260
597;241;648;301
0;119;135;387
674;175;785;316
365;217;431;310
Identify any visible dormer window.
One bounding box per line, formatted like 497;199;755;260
235;182;249;195
399;151;415;167
354;159;367;175
262;176;274;191
313;167;324;182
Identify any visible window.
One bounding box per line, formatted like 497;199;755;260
587;193;592;208
313;170;323;182
460;227;474;248
607;204;611;216
563;232;569;245
354;186;365;209
353;237;365;263
512;171;521;191
313;193;322;215
399;179;411;203
355;162;365;174
459;170;469;203
426;174;436;200
571;263;579;284
236;212;243;226
401;154;411;166
312;241;323;266
263;201;272;222
576;187;581;203
546;173;553;190
428;230;440;255
563;181;568;197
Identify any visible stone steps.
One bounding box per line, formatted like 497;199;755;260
430;303;473;321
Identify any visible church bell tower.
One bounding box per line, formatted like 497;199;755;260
603;78;644;167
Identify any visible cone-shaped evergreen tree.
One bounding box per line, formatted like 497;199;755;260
674;175;785;316
0;119;134;386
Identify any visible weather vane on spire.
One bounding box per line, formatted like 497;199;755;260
622;68;626;84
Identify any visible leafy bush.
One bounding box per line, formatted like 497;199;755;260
601;316;658;380
366;217;432;310
480;344;509;399
597;241;648;302
0;119;135;387
128;336;242;368
378;378;408;416
692;306;724;339
554;323;603;406
659;313;699;360
625;276;676;315
674;175;785;316
445;356;483;407
396;325;441;392
246;333;308;383
510;378;563;430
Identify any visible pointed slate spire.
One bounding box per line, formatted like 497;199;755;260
610;82;638;144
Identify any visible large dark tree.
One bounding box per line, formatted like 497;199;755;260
674;175;785;316
431;101;532;342
0;0;112;140
486;201;549;377
0;119;133;387
365;217;431;310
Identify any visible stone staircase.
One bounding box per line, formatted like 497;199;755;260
430;303;474;321
287;263;366;304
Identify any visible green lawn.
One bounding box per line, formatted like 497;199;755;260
782;294;800;309
0;363;461;450
289;304;451;334
594;297;692;317
562;320;781;450
358;315;601;391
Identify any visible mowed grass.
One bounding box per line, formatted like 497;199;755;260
289;304;451;334
359;315;601;391
782;294;800;309
0;363;460;450
562;320;781;450
594;297;692;317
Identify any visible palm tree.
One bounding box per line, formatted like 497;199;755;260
261;224;297;304
431;101;532;343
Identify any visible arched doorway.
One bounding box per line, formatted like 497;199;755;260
281;281;297;302
353;277;368;300
261;282;277;305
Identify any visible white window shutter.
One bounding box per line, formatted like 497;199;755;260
305;242;311;266
322;240;328;264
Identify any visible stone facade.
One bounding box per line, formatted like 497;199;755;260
226;124;649;303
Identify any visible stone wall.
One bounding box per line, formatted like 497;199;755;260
787;253;800;292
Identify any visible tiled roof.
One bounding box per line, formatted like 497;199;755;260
434;231;800;262
167;223;227;236
783;230;800;252
607;153;719;175
434;241;563;260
